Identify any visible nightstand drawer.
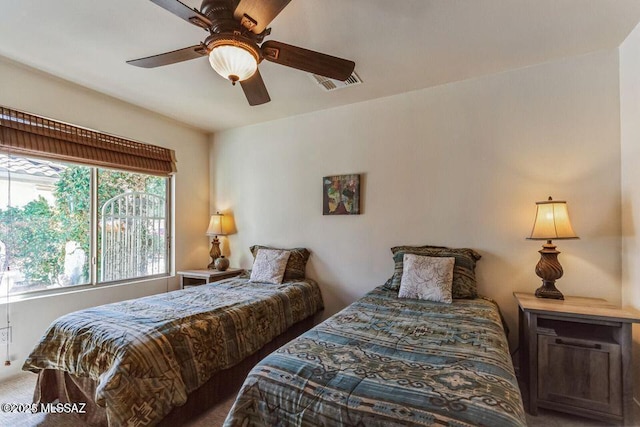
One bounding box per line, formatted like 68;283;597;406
538;334;621;415
177;269;243;289
182;276;209;287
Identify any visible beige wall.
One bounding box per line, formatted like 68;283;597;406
0;57;210;379
620;21;640;403
211;50;622;349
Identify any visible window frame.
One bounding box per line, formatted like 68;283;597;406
1;152;173;297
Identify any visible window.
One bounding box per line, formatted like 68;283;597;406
98;170;167;283
0;153;170;295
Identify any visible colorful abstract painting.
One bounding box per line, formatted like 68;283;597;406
323;174;360;215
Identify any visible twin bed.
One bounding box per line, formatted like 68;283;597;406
23;275;324;426
224;286;526;426
23;245;526;426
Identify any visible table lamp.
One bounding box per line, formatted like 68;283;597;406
527;196;579;300
206;212;226;269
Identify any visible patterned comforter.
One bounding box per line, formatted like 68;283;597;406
23;277;323;426
224;286;526;427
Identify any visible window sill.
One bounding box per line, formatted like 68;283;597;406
0;274;175;306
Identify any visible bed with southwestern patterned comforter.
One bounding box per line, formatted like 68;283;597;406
22;277;323;426
223;285;526;427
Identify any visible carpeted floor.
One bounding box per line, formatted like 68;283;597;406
0;371;635;426
0;372;236;427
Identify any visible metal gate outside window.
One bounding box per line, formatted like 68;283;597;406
100;192;166;282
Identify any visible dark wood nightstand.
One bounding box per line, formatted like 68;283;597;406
514;292;640;425
177;268;243;289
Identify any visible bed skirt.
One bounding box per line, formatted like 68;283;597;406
32;311;322;426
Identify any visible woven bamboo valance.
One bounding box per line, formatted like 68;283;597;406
0;106;177;176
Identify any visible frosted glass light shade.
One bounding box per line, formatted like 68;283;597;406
206;213;226;236
528;197;578;240
209;45;258;83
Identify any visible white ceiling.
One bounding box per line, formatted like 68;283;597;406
1;0;640;133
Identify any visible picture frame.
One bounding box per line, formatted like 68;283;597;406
322;174;360;215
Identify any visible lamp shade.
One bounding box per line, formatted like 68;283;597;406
206;213;226;236
527;197;578;240
209;45;258;83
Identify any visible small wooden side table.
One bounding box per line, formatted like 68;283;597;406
514;292;640;425
177;268;243;289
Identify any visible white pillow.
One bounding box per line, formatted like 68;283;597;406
398;254;455;303
249;249;291;284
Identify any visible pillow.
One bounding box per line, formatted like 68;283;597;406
384;245;481;299
398;254;455;303
249;249;291;284
250;245;310;280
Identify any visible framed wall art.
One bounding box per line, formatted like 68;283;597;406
322;174;360;215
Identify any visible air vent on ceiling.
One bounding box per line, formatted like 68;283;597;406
310;71;362;92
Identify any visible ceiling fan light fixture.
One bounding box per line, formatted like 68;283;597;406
208;40;259;84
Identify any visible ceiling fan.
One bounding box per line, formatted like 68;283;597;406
127;0;356;106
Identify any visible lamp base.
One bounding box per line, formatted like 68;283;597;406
533;241;565;300
535;281;564;300
208;236;221;270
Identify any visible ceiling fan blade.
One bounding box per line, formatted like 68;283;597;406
127;45;208;68
233;0;291;34
261;40;355;81
150;0;212;29
240;69;271;106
